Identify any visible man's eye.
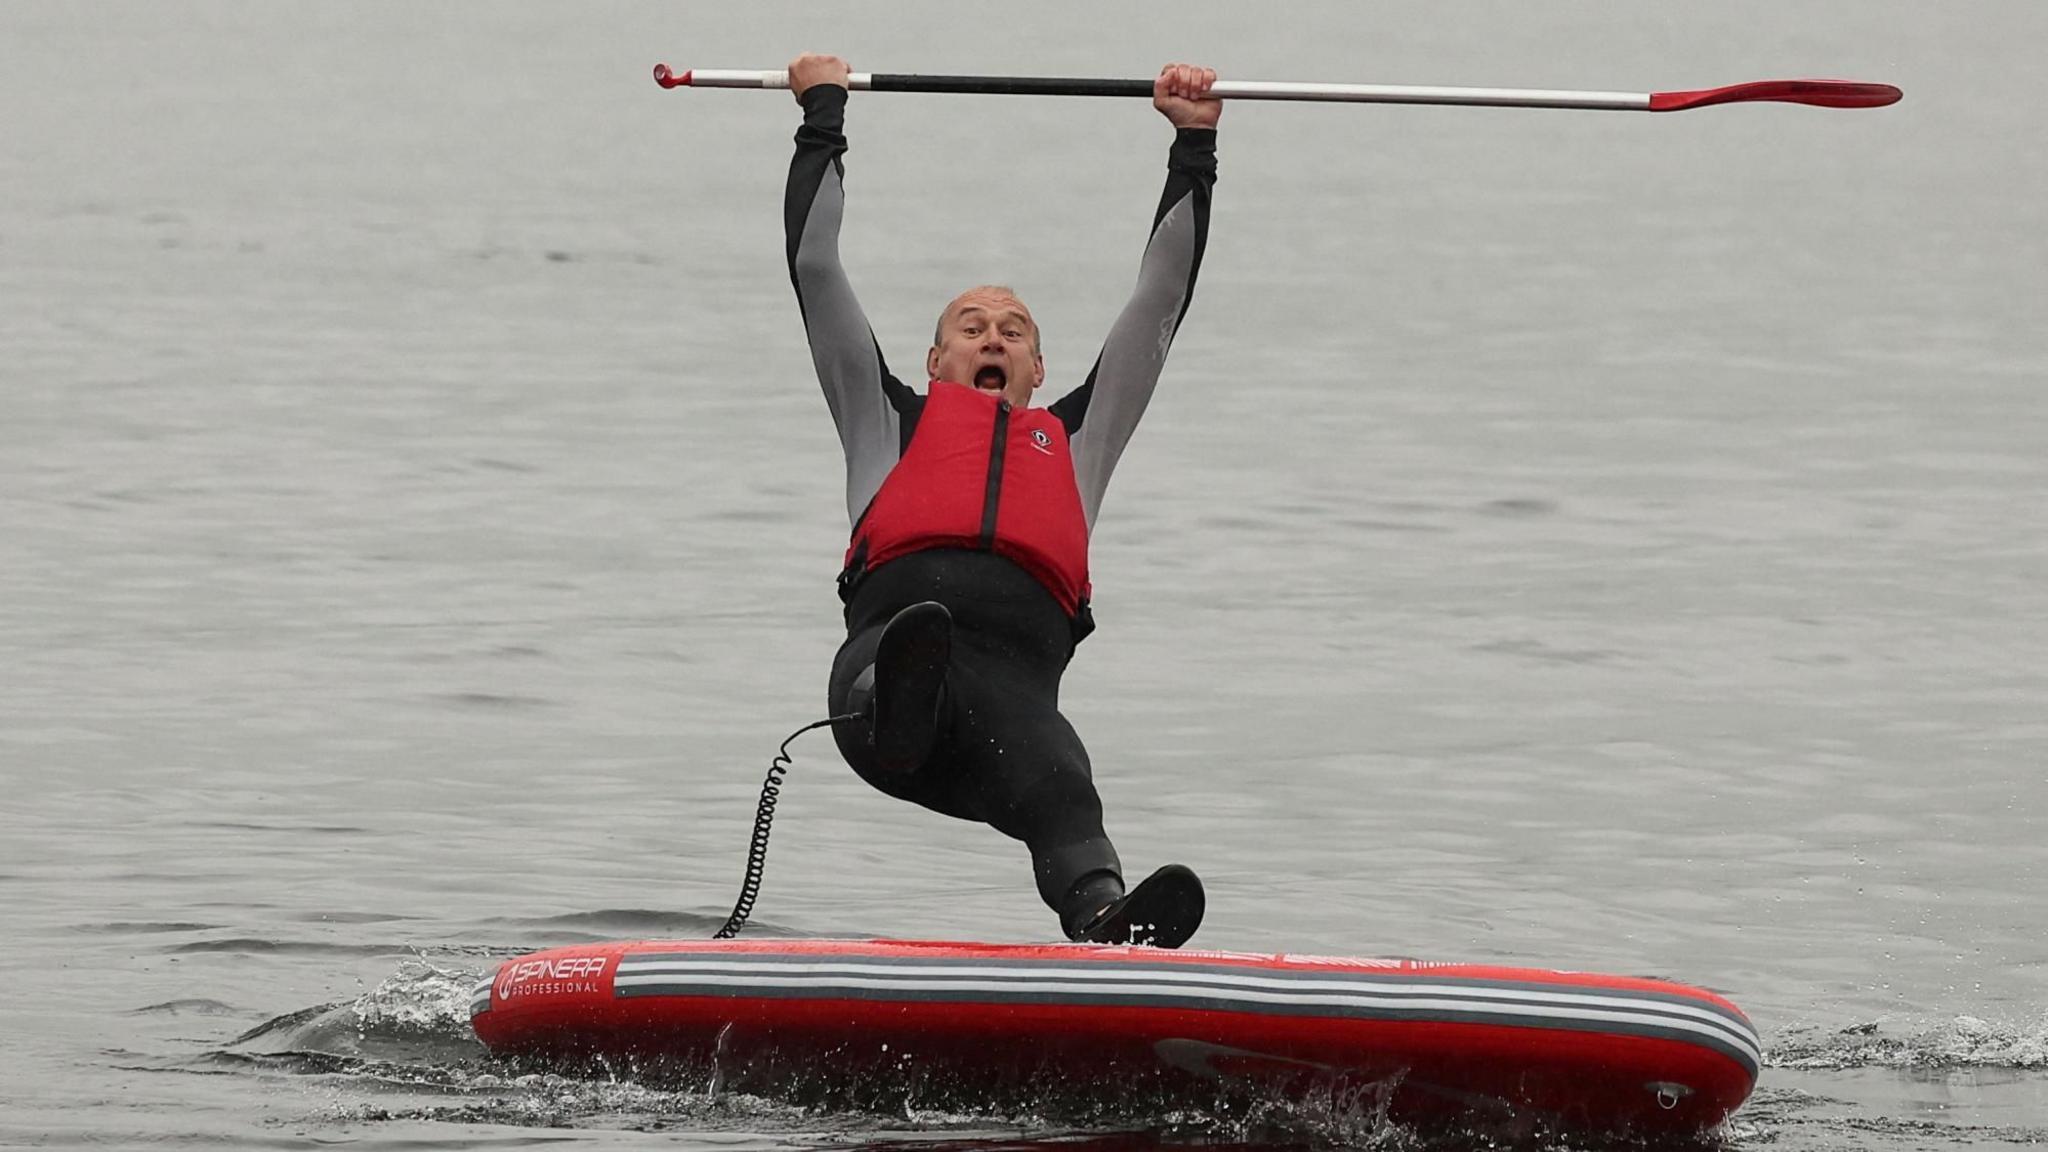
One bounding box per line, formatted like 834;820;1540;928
1004;329;1023;339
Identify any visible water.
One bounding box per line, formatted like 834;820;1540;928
3;2;2043;1148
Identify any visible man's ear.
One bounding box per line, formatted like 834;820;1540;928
1031;354;1046;390
926;346;941;381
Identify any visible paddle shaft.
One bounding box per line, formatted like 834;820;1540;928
653;67;1901;113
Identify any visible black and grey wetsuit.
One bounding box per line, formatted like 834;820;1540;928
784;84;1214;924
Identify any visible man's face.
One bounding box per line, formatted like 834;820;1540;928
926;290;1045;407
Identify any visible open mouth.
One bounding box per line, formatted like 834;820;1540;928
973;366;1007;393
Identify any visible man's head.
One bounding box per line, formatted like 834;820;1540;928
927;285;1044;407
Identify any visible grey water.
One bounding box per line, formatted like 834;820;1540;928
3;1;2043;1148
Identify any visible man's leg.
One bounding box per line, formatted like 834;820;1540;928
963;693;1204;948
830;612;1203;946
939;675;1137;934
868;602;951;774
829;611;977;820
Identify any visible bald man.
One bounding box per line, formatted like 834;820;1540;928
782;54;1219;947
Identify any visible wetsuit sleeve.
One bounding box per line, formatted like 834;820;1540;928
785;85;918;526
1049;127;1216;531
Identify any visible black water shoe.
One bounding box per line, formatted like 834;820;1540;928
1072;864;1204;949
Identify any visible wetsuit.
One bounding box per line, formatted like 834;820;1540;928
784;84;1213;930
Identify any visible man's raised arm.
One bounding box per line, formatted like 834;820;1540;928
784;53;913;527
1051;64;1221;532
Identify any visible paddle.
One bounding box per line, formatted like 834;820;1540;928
653;66;1900;113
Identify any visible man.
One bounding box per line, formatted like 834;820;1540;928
783;52;1219;947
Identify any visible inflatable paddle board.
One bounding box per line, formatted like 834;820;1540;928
472;938;1758;1137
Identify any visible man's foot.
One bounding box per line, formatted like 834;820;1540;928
1071;864;1204;949
872;601;951;775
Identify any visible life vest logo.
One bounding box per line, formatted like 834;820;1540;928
1029;429;1055;456
494;954;609;1000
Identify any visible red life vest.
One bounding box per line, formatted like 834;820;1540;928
843;380;1091;616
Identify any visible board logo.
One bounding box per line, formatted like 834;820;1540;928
495;954;609;1000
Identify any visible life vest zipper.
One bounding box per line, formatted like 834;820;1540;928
979;399;1011;549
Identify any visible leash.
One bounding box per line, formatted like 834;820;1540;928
712;714;860;939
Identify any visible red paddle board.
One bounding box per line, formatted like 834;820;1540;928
472;938;1758;1137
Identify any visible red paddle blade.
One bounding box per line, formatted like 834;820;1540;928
1649;79;1903;112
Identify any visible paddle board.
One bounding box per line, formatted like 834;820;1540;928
472;938;1758;1137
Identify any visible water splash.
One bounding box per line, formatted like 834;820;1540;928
1770;1016;2048;1071
320;1074;795;1129
350;951;481;1041
226;952;484;1064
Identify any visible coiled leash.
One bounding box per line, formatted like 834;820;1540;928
712;714;860;939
